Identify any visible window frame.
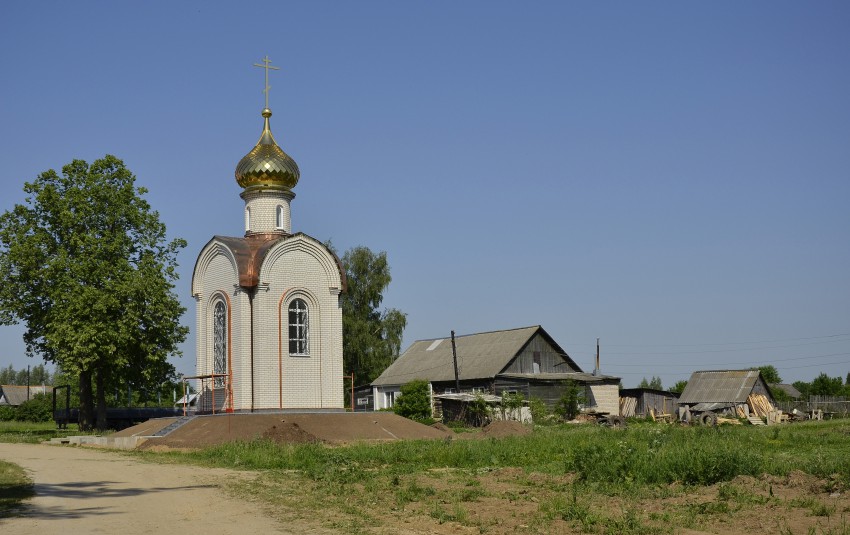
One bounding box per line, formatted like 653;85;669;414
288;298;309;357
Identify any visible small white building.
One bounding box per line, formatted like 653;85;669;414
192;86;346;413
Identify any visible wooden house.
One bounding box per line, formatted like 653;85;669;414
370;326;621;417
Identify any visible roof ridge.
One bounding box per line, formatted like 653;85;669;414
412;325;541;343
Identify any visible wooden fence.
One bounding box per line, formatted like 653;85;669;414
776;396;849;418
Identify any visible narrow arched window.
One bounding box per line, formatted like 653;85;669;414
245;207;251;232
213;300;227;386
288;298;309;356
275;205;284;230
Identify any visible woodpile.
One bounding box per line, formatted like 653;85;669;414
747;394;774;418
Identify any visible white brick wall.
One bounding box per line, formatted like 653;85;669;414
192;233;343;411
588;384;620;415
241;188;294;234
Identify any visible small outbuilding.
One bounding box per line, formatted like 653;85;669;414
677;370;778;423
619;387;679;419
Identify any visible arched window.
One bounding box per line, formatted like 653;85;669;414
245;207;251;232
275;205;284;230
288;298;309;356
213;300;227;386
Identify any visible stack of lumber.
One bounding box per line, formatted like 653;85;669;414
736;405;748;418
619;397;637;417
747;394;774;418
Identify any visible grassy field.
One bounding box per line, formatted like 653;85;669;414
1;418;848;533
0;421;90;444
0;459;33;518
134;419;850;534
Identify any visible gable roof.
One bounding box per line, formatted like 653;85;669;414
0;385;49;406
771;383;802;398
371;326;582;387
677;370;772;404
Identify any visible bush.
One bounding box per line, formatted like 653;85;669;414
0;405;16;422
393;380;431;421
529;398;549;424
555;380;583;421
15;394;53;423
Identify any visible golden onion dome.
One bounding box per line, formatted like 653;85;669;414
235;108;300;190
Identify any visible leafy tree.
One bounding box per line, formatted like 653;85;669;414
638;376;663;390
809;373;844;397
0;364;52;385
393;379;431;421
792;380;811;399
0;155;187;430
0;365;16;384
669;380;688;394
335;245;407;385
755;365;782;385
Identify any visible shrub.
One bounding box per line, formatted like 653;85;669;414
15;394;52;423
0;405;16;422
393;380;431;421
529;398;549;424
555;380;583;421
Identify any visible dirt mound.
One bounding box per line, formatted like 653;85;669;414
261;422;320;444
134;412;451;450
481;420;531;438
430;422;453;433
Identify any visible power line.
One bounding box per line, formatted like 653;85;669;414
577;332;850;348
597;351;850;368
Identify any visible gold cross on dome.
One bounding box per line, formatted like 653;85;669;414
253;55;280;109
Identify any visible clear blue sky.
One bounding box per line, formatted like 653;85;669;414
1;2;848;389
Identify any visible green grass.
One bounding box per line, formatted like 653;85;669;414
0;421;92;444
133;419;850;533
0;460;34;518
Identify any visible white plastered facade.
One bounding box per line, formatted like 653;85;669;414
191;107;344;412
192;232;344;412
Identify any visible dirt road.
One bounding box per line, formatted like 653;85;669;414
0;442;299;534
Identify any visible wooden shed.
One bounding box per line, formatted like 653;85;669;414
619;388;679;419
677;370;778;422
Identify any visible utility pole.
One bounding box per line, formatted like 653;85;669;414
595;338;600;376
451;330;460;393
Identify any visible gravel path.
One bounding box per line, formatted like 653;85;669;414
0;442;294;534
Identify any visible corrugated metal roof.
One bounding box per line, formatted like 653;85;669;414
371;326;581;386
0;385;49;406
677;370;762;404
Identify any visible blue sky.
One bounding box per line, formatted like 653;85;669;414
1;2;848;389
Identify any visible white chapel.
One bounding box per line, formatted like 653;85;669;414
192;60;346;412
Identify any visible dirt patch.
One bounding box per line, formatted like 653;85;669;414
480;420;531;438
134;412;451;450
430;422;453;433
262;422;320;444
